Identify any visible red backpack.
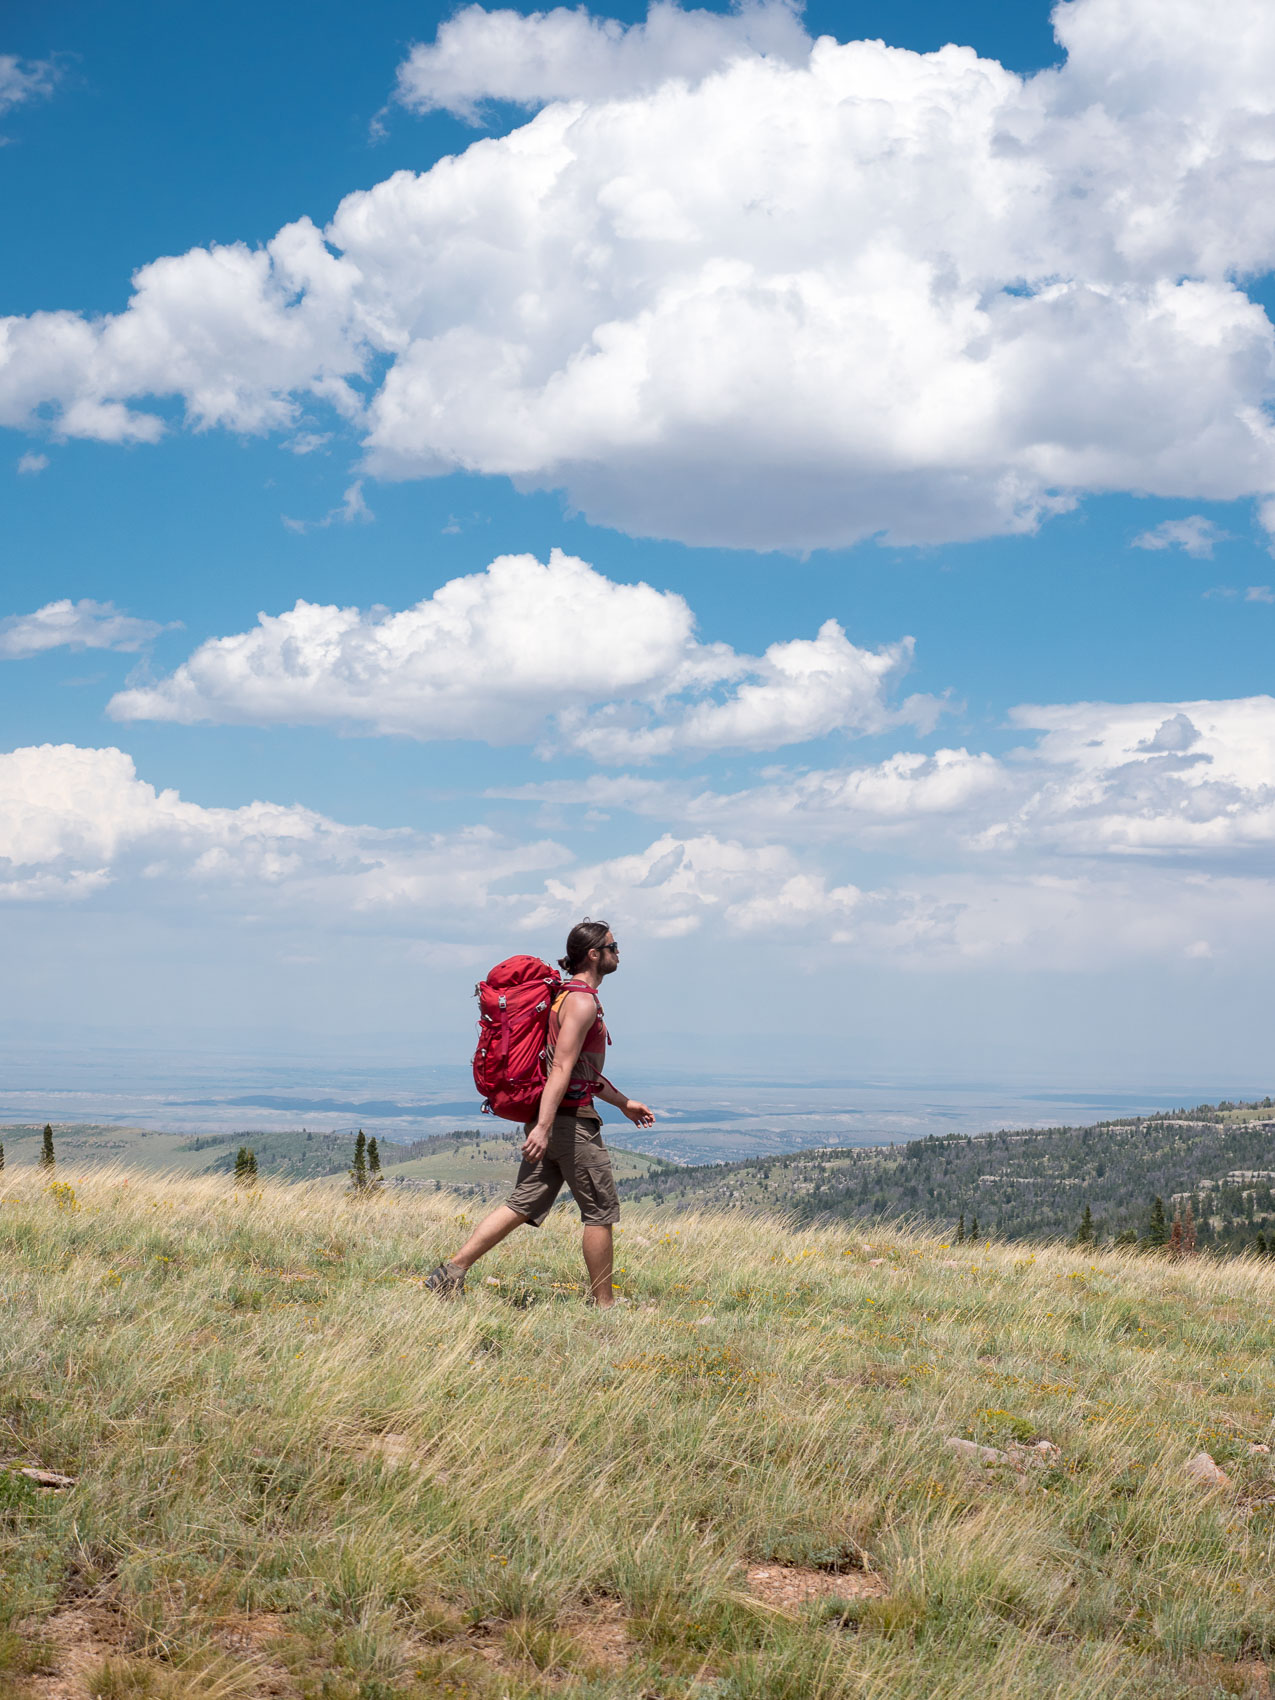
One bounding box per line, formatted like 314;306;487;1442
472;955;565;1122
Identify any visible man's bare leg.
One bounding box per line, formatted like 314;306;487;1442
582;1223;614;1307
450;1204;528;1271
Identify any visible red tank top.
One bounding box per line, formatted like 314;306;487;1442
546;980;610;1110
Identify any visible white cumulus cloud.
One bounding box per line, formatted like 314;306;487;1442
0;743;566;912
108;549;932;754
494;695;1275;859
393;0;809;120
673;747;1014;841
509;823;1275;969
0;599;170;660
994;698;1275;854
518;830;803;938
5;0;1275;548
1131;515;1228;558
0;55;58;121
5;739;1275;978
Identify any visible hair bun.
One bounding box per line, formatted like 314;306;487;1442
556;955;571;971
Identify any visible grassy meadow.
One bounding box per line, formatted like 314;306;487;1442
2;1166;1275;1700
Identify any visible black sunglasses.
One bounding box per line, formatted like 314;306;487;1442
598;939;619;952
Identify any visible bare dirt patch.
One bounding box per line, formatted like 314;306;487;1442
21;1603;129;1700
208;1613;295;1697
418;1604;633;1687
559;1601;631;1669
744;1565;887;1614
19;1604;297;1700
1183;1656;1272;1697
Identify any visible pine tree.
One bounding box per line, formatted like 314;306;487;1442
1144;1196;1169;1248
1075;1204;1095;1245
39;1124;55;1170
367;1137;383;1189
955;1213;965;1244
969;1214;980;1240
349;1130;368;1192
233;1146;256;1184
1168;1212;1183;1259
245;1148;258;1182
1183;1201;1197;1256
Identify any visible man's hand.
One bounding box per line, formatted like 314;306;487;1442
621;1100;655;1129
522;1124;551;1162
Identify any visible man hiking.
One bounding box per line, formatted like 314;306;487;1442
427;920;654;1307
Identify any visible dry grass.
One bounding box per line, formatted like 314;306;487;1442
1;1165;1274;1698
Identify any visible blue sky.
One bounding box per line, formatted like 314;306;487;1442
2;0;1274;1089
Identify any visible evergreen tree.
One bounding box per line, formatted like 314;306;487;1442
39;1124;55;1170
245;1148;258;1182
1075;1204;1095;1245
1183;1200;1197;1256
1256;1232;1269;1258
1144;1196;1169;1248
1168;1212;1183;1259
349;1129;368;1192
955;1213;965;1244
969;1214;980;1240
233;1146;257;1184
367;1137;383;1189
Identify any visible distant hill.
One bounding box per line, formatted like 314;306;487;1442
617;1096;1275;1253
0;1120;674;1196
0;1121;395;1182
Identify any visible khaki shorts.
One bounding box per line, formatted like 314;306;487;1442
505;1110;620;1228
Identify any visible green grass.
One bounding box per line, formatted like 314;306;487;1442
2;1166;1275;1699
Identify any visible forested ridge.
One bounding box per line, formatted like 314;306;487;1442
617;1097;1275;1251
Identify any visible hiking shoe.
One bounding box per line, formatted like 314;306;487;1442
425;1262;466;1298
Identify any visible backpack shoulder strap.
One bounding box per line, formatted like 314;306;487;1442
553;979;601;1016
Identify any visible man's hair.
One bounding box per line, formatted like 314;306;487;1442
559;918;611;974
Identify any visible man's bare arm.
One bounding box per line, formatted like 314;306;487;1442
594;1080;655;1128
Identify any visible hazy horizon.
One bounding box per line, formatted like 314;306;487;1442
2;1034;1265;1165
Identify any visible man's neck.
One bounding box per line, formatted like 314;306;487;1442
569;966;603;991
